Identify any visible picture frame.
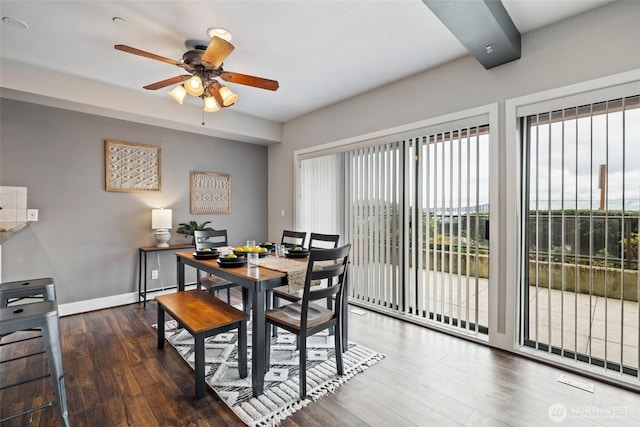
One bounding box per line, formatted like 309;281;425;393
105;140;161;192
190;171;231;214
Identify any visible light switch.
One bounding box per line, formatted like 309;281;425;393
27;209;38;221
280;209;285;218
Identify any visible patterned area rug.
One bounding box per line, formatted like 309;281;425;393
160;320;384;426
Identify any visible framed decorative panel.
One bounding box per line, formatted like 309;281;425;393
190;171;231;214
105;140;161;192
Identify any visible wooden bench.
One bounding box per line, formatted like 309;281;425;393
156;290;249;398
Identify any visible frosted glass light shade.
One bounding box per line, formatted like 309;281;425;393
184;76;204;96
218;85;238;106
203;96;220;112
167;85;187;104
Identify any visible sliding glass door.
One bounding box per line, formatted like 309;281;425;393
297;115;492;338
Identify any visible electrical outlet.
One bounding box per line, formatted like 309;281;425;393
27;209;38;221
151;270;159;280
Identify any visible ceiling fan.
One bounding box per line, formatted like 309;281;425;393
114;35;279;112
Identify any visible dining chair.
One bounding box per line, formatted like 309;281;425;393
264;244;351;399
272;232;341;306
308;232;340;249
280;230;307;248
194;230;239;304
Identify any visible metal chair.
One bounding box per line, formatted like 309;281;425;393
264;244;351;399
0;279;69;427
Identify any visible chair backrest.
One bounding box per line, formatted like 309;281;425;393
194;230;228;250
281;230;307;248
309;233;340;249
301;244;351;326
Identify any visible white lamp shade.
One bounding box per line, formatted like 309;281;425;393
151;208;172;230
167;85;187;104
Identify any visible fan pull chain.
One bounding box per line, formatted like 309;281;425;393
202;109;205;126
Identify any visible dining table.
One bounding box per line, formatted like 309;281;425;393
175;250;294;397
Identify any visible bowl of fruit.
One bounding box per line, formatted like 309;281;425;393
234;245;271;258
285;246;309;258
218;253;246;267
193;247;220;259
259;241;275;252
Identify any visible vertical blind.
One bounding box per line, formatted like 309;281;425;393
522;94;640;379
340;124;490;336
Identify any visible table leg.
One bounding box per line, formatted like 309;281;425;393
251;288;265;397
177;258;185;292
157;306;165;349
138;249;143;305
143;251;148;309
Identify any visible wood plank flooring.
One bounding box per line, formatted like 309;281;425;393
1;291;639;426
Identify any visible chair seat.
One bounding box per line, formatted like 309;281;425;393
200;275;234;290
265;301;334;330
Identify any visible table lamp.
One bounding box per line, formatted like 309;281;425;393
151;208;172;247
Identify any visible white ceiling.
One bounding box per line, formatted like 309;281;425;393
0;0;614;126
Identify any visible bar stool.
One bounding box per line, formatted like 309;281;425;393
1;277;56;307
0;280;69;427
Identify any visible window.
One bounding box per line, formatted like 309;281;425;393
521;94;640;378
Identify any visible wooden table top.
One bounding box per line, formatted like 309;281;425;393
176;251;287;282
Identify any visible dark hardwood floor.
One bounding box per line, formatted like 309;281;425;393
2;290;639;426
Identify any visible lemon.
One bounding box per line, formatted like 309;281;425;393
235;246;244;252
259;247;268;253
242;245;251;252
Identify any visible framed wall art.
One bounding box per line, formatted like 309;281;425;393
105;140;161;192
190;171;231;214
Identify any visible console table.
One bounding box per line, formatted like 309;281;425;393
138;243;193;308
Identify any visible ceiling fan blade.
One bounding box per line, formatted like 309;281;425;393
220;71;279;91
143;75;191;90
114;44;183;67
201;37;235;69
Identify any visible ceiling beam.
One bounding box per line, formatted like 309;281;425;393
422;0;521;69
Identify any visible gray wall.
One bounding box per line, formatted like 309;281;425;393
1;99;268;305
267;0;640;240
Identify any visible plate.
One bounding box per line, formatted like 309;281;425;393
217;258;247;268
285;250;309;258
233;250;270;258
193;251;219;260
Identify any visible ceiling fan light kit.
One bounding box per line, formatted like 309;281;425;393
115;32;278;115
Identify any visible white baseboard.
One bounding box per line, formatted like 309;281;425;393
58;284;197;317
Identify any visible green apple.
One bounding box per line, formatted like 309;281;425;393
200;247;212;252
264;241;272;245
259;247;268;253
226;253;238;259
293;246;303;251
